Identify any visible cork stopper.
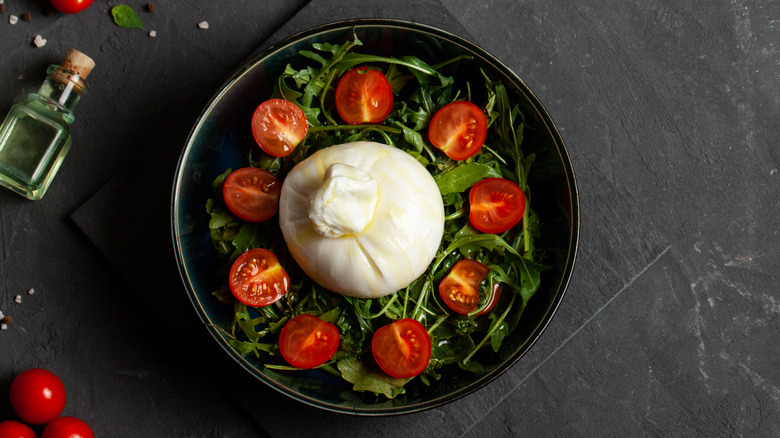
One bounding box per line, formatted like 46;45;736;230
48;49;95;94
60;49;95;80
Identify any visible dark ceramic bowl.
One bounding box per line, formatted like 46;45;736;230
171;19;578;415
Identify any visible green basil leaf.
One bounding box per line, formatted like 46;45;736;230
111;5;143;29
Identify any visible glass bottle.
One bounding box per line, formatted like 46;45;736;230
0;49;95;200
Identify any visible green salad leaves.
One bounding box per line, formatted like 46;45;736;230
206;32;548;399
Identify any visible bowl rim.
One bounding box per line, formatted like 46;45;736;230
171;17;580;416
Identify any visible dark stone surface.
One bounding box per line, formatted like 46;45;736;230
1;0;778;436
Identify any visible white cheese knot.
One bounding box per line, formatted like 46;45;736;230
279;141;445;298
308;163;378;238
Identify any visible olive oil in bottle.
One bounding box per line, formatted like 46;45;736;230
0;49;95;200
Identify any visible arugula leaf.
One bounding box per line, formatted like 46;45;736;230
230;223;272;257
436;162;502;195
337;357;408;399
488;313;509;352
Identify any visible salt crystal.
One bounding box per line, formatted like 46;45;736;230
9;14;18;25
14;295;21;304
1;324;6;330
0;310;4;318
27;288;34;295
197;21;209;29
33;35;47;48
149;30;157;37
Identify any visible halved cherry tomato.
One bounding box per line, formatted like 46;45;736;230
371;319;431;379
469;177;526;234
251;99;308;157
222;167;281;223
279;314;340;369
9;368;66;425
428;101;487;160
41;416;94;438
49;0;94;14
335;67;393;124
439;259;490;315
475;283;502;316
0;420;36;438
229;248;289;307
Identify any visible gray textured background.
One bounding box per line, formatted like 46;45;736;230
1;0;779;436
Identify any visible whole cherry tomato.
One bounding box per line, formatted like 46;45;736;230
468;177;526;234
222;167;281;223
9;368;66;425
49;0;94;14
0;420;36;438
41;417;93;438
371;319;431;379
279;314;340;369
335;67;393;124
251;99;308;157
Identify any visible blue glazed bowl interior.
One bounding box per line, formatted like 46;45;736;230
172;19;578;415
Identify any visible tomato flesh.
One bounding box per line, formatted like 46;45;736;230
335;67;393;124
439;259;490;315
251;99;308;157
222;167;281;223
371;319;431;379
41;416;94;438
279;314;340;369
428;101;487;160
9;368;66;425
469;177;526;234
49;0;94;14
0;421;36;438
229;248;289;307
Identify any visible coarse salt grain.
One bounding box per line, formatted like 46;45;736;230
149;30;157;37
33;35;46;47
14;295;22;304
9;14;18;24
1;324;6;330
0;310;4;318
197;21;209;29
27;288;34;295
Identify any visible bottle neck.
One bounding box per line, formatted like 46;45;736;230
30;65;89;115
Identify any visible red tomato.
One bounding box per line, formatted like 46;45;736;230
475;283;502;316
428;101;487;160
229;248;289;307
9;368;66;425
279;314;340;369
371;319;431;379
41;417;93;438
251;99;308;157
0;421;36;438
335;67;393;124
438;259;490;315
469;177;526;234
222;167;281;223
49;0;94;14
